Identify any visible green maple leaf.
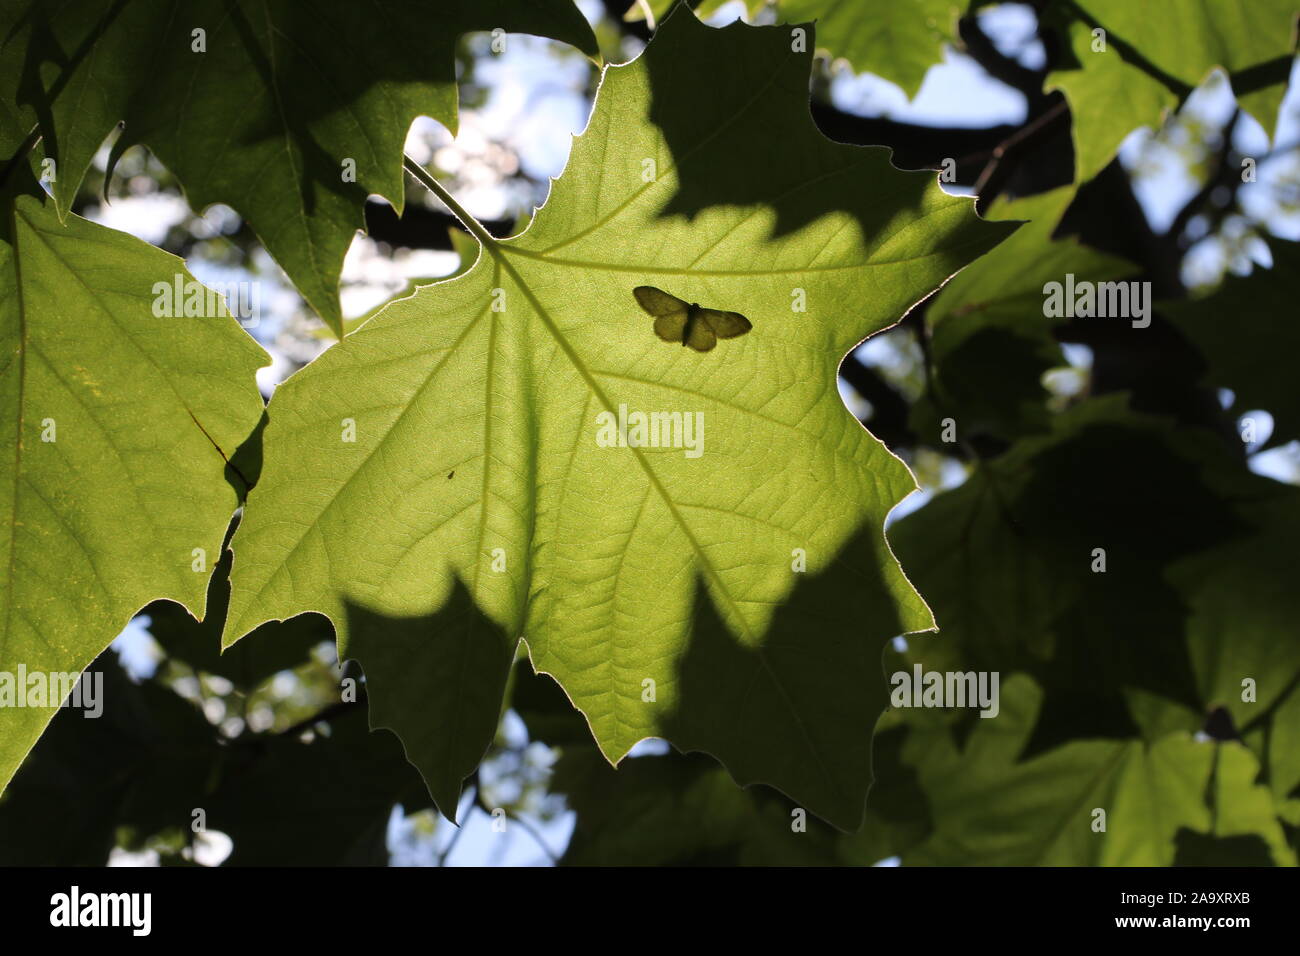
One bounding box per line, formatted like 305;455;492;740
633;0;958;99
885;395;1300;861
914;187;1137;442
894;675;1295;865
778;0;959;98
0;171;267;794
200;710;431;866
1170;492;1300;732
555;747;843;865
1163;237;1300;449
1245;684;1300;826
0;656;220;865
892;397;1285;745
0;0;598;335
223;9;1013;828
1047;0;1298;182
0;650;428;865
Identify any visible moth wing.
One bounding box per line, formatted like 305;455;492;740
653;312;689;344
634;285;688;317
684;319;718;352
698;308;751;340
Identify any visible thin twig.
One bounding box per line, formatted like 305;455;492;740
973;98;1069;211
402;155;498;251
1166;108;1241;244
474;787;558;864
436;785;474;867
276;697;361;738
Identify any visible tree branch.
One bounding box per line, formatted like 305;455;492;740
1166;108;1242;246
956;14;1049;107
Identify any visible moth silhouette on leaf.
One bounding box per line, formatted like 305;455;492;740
634;285;752;351
221;8;1015;829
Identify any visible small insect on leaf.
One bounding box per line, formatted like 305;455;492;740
633;286;752;353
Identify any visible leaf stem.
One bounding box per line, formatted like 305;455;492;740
402;154;498;251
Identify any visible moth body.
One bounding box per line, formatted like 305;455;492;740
682;304;703;346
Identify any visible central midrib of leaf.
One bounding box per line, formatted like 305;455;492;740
492;245;755;635
490;235;844;796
